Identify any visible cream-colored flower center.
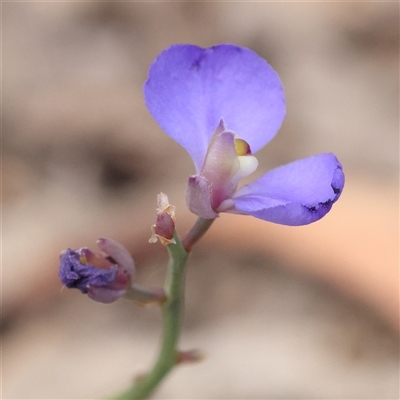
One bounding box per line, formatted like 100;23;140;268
231;137;258;187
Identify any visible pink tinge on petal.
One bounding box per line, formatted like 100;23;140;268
97;238;135;279
79;248;114;269
186;122;260;218
87;286;127;304
109;267;132;291
186;175;219;219
201;128;239;210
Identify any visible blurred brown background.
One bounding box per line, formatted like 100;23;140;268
3;2;399;399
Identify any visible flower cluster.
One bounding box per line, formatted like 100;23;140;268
59;43;345;303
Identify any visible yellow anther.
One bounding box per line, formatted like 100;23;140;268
79;255;88;265
234;138;251;156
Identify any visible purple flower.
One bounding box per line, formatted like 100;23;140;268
59;238;135;303
144;44;344;226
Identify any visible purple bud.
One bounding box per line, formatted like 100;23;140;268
59;239;135;303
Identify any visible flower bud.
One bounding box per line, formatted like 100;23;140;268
149;193;176;245
59;238;135;304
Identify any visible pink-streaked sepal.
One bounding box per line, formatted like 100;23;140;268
186;175;219;219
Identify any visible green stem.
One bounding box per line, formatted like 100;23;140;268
112;218;215;399
113;231;188;400
124;283;166;306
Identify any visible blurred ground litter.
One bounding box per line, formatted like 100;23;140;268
3;2;399;399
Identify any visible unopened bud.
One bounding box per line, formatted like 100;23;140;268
149;193;176;245
156;212;175;238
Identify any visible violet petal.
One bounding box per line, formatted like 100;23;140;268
59;249;117;294
232;153;344;225
144;44;286;172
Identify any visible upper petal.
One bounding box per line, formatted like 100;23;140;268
232;153;344;226
144;44;286;172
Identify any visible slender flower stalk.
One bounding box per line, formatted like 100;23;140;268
123;283;166;306
181;217;215;252
113;217;215;399
112;232;189;399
